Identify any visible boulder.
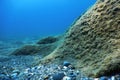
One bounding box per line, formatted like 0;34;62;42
42;0;120;77
11;44;58;56
11;45;41;55
37;36;59;44
11;35;61;56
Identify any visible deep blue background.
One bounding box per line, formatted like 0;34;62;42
0;0;96;39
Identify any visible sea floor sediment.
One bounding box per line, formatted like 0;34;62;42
0;61;120;80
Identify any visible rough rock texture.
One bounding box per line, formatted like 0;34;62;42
11;36;60;56
42;0;120;77
37;36;59;44
12;45;42;55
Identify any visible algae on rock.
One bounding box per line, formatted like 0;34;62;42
11;36;61;57
42;0;120;77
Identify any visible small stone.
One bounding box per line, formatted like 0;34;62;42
76;70;80;75
36;66;41;69
111;76;115;80
24;68;31;73
68;65;75;70
12;70;20;74
63;76;71;80
63;66;68;71
11;73;18;76
58;65;63;70
11;73;18;79
52;72;65;80
31;67;36;72
63;61;71;67
43;75;50;80
100;76;108;80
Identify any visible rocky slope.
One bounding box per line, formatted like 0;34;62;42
42;0;120;77
11;36;61;57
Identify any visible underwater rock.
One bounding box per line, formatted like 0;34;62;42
37;36;59;44
11;41;58;56
42;0;120;77
11;36;61;56
11;45;41;55
52;72;65;80
63;61;71;67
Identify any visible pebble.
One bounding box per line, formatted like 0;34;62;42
111;76;115;80
0;62;120;80
63;61;71;67
52;72;65;80
63;76;71;80
94;78;99;80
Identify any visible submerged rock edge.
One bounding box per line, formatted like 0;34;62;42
42;0;120;77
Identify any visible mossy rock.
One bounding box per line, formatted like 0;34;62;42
11;42;59;56
12;45;41;55
37;36;59;44
41;0;120;77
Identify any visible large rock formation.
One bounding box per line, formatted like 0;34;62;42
37;36;59;44
11;36;60;57
42;0;120;77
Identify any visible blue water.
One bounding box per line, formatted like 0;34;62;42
0;0;96;39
